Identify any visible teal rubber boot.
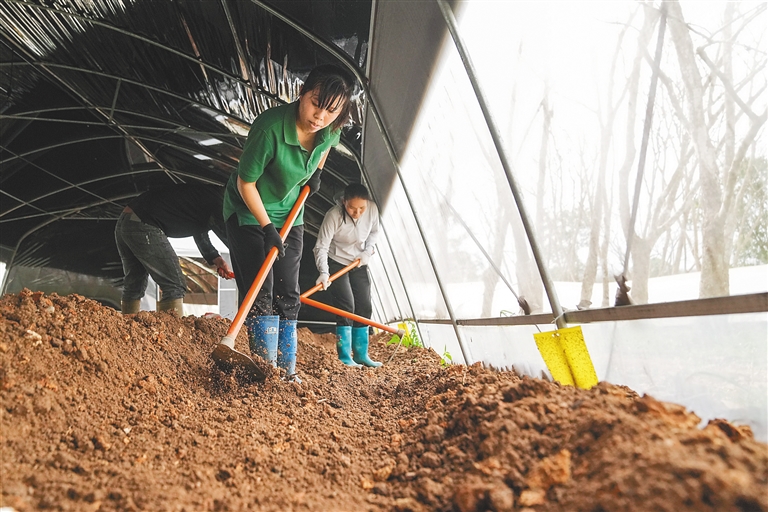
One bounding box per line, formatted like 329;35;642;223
335;326;362;367
351;326;382;367
245;315;279;366
278;319;301;382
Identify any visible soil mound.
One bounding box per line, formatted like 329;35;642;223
1;289;766;511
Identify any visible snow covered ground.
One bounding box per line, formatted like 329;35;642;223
555;265;768;310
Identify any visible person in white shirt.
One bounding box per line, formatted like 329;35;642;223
313;183;382;367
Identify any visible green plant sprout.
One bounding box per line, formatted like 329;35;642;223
386;320;423;348
440;346;453;367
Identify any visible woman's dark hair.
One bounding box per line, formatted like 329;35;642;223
343;183;371;202
299;64;355;131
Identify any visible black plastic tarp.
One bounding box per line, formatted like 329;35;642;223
0;0;372;308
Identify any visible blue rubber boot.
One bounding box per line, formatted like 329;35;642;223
351;326;382;367
278;319;301;382
335;326;362;367
244;315;279;366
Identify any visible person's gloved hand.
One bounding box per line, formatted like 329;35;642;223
358;250;372;267
263;223;286;259
306;170;322;196
212;256;235;279
315;273;331;290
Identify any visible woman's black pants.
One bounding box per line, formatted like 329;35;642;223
328;259;371;327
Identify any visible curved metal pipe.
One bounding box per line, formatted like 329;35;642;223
437;0;566;329
0;168;220;221
1;192;140;294
3;0;280;103
3;109;245;148
343;138;422;336
0;61;360;171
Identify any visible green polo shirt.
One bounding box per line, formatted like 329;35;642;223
223;101;341;227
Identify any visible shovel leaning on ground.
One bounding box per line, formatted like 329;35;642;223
210;186;310;381
300;262;405;339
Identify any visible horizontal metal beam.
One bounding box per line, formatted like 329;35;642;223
564;292;768;323
415;293;768;326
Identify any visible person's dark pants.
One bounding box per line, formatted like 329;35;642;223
225;216;303;320
115;211;187;301
328;259;372;328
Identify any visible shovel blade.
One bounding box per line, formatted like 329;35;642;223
211;343;268;382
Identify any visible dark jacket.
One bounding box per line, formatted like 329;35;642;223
129;183;227;264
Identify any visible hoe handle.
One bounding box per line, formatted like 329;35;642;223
224;186;310;340
300;259;361;299
300;295;404;336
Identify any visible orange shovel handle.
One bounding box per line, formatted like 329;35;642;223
300;295;404;336
300;259;361;299
225;186;311;339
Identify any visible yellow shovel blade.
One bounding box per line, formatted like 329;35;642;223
558;326;598;390
533;330;575;386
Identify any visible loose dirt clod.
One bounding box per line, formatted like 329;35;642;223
1;289;766;511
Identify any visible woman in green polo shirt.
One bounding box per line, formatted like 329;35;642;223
223;64;355;382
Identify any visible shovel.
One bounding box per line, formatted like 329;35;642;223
299;261;405;337
211;185;310;381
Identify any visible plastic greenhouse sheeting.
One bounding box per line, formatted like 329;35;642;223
361;0;767;442
363;0;766;322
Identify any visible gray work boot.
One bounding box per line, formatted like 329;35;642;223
121;299;141;315
157;298;183;316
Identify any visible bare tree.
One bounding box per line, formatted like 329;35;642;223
626;130;697;303
580;6;650;307
665;0;766;297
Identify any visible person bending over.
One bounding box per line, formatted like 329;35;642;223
115;182;232;316
313;183;382;368
223;64;355;381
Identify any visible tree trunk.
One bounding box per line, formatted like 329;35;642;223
528;90;550;313
700;216;729;297
666;0;729;297
630;237;653;303
599;184;613;307
617;5;655;280
481;196;510;317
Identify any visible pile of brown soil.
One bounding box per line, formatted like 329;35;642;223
1;289;766;511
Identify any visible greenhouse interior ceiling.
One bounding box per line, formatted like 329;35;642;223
0;1;766;436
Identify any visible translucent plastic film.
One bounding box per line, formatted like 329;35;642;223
447;0;767;308
364;0;766;327
455;313;768;442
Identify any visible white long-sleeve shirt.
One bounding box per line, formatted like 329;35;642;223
313;199;379;274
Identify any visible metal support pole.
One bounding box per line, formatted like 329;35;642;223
348;149;422;341
623;5;667;274
360;174;426;349
437;0;566;329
